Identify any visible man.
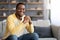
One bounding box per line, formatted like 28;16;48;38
2;3;39;40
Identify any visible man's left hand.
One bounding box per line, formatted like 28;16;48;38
23;16;32;24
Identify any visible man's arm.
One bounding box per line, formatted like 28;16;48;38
25;16;34;33
26;23;34;33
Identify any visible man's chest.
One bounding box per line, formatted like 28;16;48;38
14;19;21;26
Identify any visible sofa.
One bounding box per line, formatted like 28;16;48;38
32;20;60;40
0;19;60;40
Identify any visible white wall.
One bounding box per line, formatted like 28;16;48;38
51;0;60;26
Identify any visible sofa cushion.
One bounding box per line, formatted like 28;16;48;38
34;27;53;38
32;20;50;27
33;20;53;38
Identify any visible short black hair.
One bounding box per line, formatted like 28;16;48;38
16;3;25;9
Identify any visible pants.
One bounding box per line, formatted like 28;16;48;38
5;33;39;40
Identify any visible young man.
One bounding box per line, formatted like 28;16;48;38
2;3;39;40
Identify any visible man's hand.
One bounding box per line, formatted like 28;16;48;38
23;16;32;24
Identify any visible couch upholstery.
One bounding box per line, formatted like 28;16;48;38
34;20;52;38
0;20;60;40
51;25;60;40
32;20;59;40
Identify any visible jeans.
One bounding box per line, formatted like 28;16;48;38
5;33;39;40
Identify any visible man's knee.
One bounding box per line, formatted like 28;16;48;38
30;33;39;38
29;33;39;40
5;35;17;40
22;33;39;40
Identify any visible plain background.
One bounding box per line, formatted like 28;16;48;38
51;0;60;26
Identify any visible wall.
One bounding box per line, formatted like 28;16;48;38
51;0;60;26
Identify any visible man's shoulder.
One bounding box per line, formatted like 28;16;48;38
7;13;15;19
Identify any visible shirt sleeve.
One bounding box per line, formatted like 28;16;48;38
26;22;34;33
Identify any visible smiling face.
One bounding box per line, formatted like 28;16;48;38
16;4;25;17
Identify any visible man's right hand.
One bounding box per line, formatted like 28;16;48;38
23;16;30;24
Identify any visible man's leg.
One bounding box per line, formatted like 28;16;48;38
22;33;39;40
5;35;18;40
18;35;23;40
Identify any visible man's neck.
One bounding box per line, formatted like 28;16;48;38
15;13;22;20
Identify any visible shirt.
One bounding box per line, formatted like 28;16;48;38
2;13;34;39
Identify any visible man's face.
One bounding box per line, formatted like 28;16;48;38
16;4;25;17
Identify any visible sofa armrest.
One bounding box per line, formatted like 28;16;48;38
51;25;60;40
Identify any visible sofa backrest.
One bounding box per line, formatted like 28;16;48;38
32;20;50;27
32;20;53;38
